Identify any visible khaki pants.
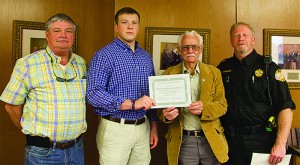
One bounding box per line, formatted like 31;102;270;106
96;117;151;165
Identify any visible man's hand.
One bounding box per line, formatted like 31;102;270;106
188;101;203;115
269;108;293;165
150;121;159;149
269;142;286;165
162;106;178;121
135;96;156;110
4;103;23;130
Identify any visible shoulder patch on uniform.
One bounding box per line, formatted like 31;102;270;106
255;69;263;77
275;69;286;82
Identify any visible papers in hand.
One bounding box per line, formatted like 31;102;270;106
251;153;291;165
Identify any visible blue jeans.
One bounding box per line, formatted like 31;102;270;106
24;137;84;165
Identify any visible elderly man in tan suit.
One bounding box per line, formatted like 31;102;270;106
157;30;228;165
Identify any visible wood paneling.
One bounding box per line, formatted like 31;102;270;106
0;0;299;164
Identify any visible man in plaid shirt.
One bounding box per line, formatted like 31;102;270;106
0;13;87;164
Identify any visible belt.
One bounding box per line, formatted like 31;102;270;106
234;124;266;134
225;124;267;136
26;135;81;149
103;115;146;125
183;129;204;137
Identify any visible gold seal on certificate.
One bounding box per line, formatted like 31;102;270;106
149;74;191;108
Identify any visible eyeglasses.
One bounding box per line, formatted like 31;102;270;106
53;67;77;82
46;49;77;82
180;45;201;52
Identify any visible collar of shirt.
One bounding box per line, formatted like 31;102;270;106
45;46;77;80
182;61;200;75
233;49;258;67
45;46;75;65
113;38;141;52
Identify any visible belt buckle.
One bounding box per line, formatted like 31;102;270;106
195;131;202;137
58;142;70;149
55;141;74;149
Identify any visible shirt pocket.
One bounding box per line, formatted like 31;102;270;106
72;79;87;98
250;76;268;99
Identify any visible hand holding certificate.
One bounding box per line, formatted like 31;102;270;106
149;74;191;108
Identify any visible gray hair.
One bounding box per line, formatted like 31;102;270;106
230;22;255;37
177;30;203;47
45;13;76;32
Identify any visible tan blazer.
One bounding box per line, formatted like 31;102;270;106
157;62;229;165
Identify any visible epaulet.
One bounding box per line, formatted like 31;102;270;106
220;58;231;63
221;59;227;62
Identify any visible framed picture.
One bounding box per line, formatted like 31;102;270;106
12;20;78;65
145;27;210;75
263;29;300;89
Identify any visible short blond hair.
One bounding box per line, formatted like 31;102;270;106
230;22;255;37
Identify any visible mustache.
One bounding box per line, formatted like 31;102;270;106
186;54;196;57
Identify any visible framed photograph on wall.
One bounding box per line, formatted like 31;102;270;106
12;20;78;65
263;28;300;89
145;27;210;75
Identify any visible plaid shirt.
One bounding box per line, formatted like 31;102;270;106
87;38;157;121
0;46;87;141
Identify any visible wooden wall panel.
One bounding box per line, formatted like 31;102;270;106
0;0;299;164
237;0;300;56
0;0;114;164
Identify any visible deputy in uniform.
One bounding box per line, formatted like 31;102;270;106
217;22;296;165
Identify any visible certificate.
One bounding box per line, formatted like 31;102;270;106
149;74;191;108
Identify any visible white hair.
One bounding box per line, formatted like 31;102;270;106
177;30;203;47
